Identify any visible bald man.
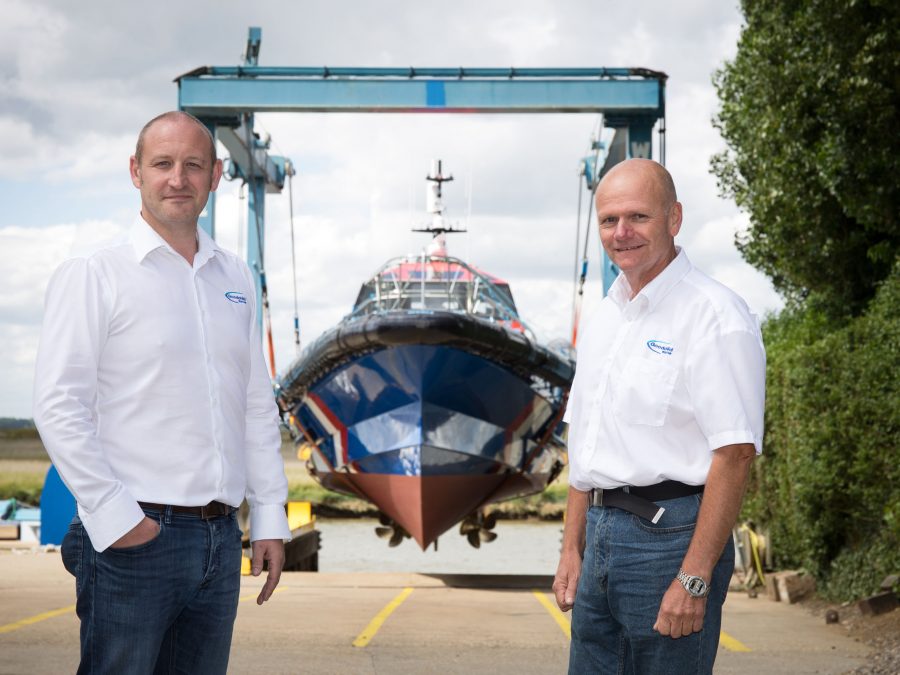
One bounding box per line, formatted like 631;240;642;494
552;159;766;674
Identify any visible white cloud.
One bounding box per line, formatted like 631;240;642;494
0;219;121;418
681;214;783;317
0;220;125;322
0;0;68;78
486;13;560;63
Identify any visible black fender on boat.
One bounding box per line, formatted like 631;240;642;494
278;310;575;406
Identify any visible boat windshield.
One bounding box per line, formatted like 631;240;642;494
349;254;532;336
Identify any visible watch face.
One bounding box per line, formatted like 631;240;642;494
687;577;707;596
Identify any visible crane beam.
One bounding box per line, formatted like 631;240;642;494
177;67;665;116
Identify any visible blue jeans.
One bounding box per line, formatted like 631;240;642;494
61;506;243;675
569;494;734;675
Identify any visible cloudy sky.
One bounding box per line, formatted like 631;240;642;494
0;0;781;418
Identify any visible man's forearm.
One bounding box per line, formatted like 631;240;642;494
680;443;756;579
553;486;590;610
561;486;590;556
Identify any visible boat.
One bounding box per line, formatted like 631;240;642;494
277;161;575;550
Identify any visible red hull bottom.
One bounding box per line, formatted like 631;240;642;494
320;472;551;549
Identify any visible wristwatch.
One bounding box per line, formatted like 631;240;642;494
676;569;710;598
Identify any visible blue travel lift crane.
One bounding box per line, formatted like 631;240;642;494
175;27;667;341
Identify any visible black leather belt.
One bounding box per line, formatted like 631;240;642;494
590;481;704;524
138;500;234;520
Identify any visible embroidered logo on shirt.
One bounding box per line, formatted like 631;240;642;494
647;339;674;356
225;291;247;304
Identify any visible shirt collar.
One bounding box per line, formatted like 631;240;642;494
129;213;221;267
608;247;692;314
194;225;220;268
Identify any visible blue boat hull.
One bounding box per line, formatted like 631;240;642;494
279;312;572;548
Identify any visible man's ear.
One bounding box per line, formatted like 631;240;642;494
668;201;683;237
210;159;224;192
129;156;142;189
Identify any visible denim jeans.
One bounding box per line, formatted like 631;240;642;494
60;506;243;675
569;493;734;675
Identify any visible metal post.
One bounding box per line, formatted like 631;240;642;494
247;175;266;325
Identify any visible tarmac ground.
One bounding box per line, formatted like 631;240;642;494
0;548;872;674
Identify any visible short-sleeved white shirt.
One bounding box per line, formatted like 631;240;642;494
564;248;766;492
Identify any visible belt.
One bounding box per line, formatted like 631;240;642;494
138;500;234;520
590;481;704;524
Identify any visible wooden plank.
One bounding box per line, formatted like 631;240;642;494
858;591;899;617
775;571;816;604
0;523;20;540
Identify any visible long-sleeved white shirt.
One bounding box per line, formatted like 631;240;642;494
564;248;766;491
34;215;291;551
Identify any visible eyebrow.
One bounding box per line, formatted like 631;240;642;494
147;154;208;164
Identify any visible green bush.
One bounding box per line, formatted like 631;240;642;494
0;480;43;505
745;262;900;601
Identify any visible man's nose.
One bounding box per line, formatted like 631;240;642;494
613;221;631;239
168;165;187;187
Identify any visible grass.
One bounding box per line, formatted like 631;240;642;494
0;437;568;520
0;459;49;504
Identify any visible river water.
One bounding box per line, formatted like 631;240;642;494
314;518;563;575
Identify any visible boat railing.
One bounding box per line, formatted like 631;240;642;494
347;254;536;340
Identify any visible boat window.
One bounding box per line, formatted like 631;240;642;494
347;255;531;339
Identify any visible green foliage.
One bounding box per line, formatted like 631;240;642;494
0;428;41;441
0;479;43;505
745;264;900;601
712;0;900;316
287;482;359;505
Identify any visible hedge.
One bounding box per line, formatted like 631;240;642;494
744;262;900;601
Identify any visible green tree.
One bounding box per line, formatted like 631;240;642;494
712;0;899;316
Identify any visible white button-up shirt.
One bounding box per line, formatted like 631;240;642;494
34;215;290;551
564;248;766;492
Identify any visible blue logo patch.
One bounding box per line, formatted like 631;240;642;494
225;291;247;304
647;339;674;356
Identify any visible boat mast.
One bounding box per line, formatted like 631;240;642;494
415;159;465;256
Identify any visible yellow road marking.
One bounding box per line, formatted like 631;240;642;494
720;630;752;652
352;587;414;648
532;590;571;638
0;605;76;634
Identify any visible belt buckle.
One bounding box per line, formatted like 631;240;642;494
200;503;212;519
594;489;603;507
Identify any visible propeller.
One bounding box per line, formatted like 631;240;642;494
459;510;499;548
374;514;411;547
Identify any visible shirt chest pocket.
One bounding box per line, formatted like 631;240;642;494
613;356;679;427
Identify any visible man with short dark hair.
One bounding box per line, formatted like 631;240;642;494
34;111;290;674
553;159;765;674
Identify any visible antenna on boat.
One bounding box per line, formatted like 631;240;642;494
413;159;466;256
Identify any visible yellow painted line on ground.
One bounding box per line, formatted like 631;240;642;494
720;630;752;652
352;587;415;648
532;590;572;638
0;605;76;635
